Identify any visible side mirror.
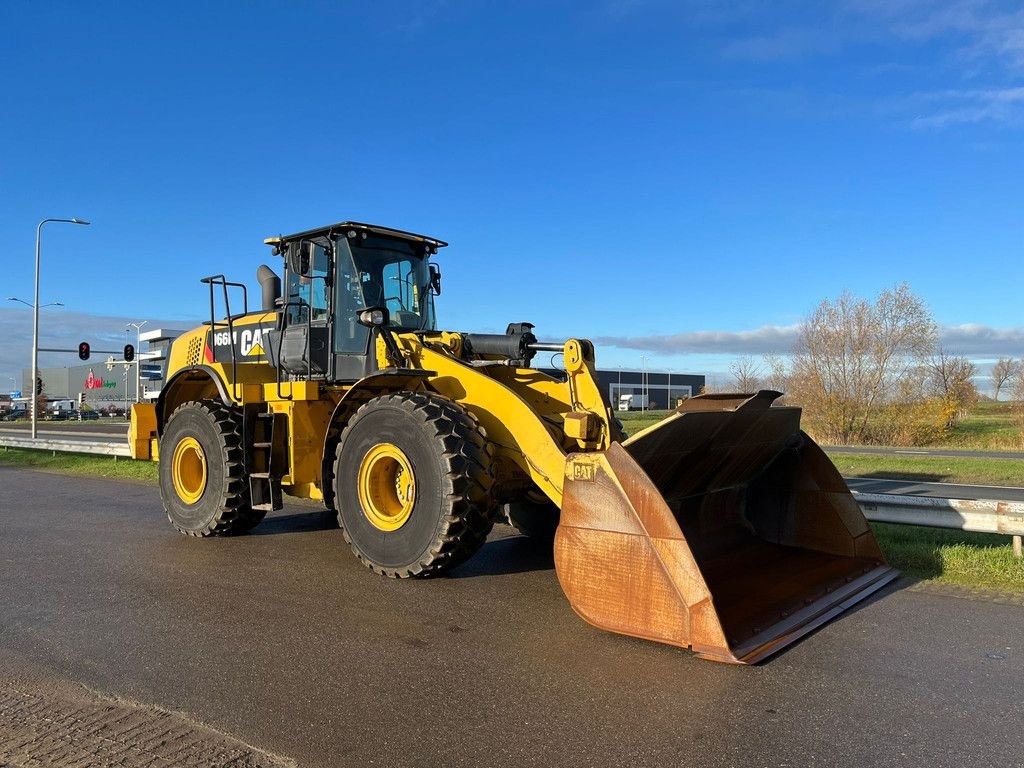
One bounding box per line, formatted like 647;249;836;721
288;242;311;276
429;263;442;295
357;306;390;328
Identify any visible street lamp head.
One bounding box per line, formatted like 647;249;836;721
71;219;90;225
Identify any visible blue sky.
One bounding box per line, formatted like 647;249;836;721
2;0;1022;391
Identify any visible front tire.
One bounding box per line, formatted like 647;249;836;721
334;392;495;577
159;401;262;536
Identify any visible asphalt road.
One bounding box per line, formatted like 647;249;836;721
0;420;128;432
846;476;1024;502
2;466;1023;767
0;422;129;442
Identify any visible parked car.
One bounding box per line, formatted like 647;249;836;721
78;410;99;421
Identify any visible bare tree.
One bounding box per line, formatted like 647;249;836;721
761;352;790;395
991;357;1020;401
729;356;762;392
927;349;978;424
789;283;937;444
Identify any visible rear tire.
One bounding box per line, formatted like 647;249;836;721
159;401;261;536
334;392;495;577
504;497;560;541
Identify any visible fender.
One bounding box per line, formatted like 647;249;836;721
319;369;433;510
156;365;232;434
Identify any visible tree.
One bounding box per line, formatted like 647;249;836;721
729;356;762;392
991;357;1021;401
926;349;978;425
789;283;937;444
761;352;790;396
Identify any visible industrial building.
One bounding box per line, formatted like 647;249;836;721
584;368;705;410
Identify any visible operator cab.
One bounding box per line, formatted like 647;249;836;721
265;221;445;382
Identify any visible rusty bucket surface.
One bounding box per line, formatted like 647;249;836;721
554;391;897;664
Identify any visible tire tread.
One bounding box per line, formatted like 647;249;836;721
335;391;495;578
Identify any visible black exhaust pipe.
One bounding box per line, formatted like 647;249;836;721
257;265;281;312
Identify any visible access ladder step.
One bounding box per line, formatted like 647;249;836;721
249;473;283;512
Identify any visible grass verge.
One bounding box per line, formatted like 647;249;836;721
872;522;1024;592
0;448;157;483
825;452;1024;487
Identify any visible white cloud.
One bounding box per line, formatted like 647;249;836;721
594;325;800;355
939;323;1024;355
594;323;1024;358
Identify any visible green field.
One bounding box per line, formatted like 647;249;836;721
940;401;1024;451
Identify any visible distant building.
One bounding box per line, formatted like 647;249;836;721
543;368;705;410
20;328;185;410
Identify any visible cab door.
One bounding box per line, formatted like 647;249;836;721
278;240;331;377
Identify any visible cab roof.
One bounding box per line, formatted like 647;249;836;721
264;221;448;249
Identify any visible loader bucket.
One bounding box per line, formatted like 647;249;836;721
554;391;897;664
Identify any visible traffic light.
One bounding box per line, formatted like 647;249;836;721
78;393;85;407
123;343;135;363
78;341;91;361
35;377;43;395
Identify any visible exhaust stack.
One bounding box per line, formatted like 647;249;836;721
257;264;281;312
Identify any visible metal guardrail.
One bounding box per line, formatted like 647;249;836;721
0;435;131;457
856;492;1024;536
856;492;1024;558
2;435;1022;557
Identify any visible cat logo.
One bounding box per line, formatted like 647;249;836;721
210;324;271;361
239;328;265;357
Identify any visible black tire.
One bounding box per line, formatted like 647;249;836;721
504;497;560;541
159;401;264;536
334;392;495;577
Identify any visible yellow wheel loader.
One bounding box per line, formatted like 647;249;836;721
130;220;896;664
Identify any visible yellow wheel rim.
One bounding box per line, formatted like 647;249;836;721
358;443;416;531
171;436;207;505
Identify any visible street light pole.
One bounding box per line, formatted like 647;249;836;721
640;355;649;412
31;217;89;438
127;321;148;403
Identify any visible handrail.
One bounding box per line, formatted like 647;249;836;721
200;275;249;402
